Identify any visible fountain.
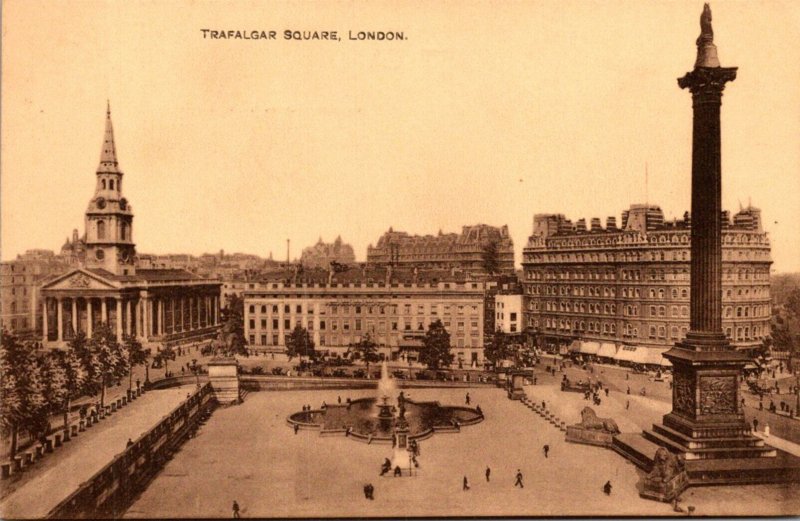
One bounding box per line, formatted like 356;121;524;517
377;361;397;407
286;360;484;448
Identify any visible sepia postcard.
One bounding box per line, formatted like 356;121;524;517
1;0;799;518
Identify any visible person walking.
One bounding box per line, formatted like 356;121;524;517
465;392;471;405
485;466;491;482
294;423;299;435
603;481;612;495
753;418;759;432
514;469;524;488
232;500;240;518
463;476;470;491
543;444;550;458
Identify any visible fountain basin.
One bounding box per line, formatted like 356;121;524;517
287;397;483;443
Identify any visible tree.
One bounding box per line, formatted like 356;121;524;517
350;334;380;373
43;348;86;440
1;330;47;458
419;319;454;370
286;324;315;363
77;324;125;408
160;344;177;375
481;239;501;275
123;335;150;388
483;328;511;368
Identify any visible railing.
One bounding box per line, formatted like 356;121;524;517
47;383;216;519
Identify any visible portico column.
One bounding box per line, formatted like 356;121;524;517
188;297;193;331
197;296;202;328
71;298;78;336
86;298;93;338
126;299;132;337
116;298;123;342
158;299;164;336
42;298;49;340
56;297;64;342
101;298;108;325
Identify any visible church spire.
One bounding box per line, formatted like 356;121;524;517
98;100;121;174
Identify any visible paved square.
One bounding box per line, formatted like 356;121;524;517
125;385;800;517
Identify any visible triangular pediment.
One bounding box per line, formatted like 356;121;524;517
42;269;119;291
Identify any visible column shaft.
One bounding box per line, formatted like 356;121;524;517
56;298;63;342
116;298;123;342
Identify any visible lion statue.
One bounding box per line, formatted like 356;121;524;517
647;447;685;482
578;407;621;434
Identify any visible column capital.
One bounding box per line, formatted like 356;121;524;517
678;66;737;100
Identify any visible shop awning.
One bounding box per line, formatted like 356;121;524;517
568;340;581;353
644;348;672;367
597;342;617;359
614;345;638;362
579;341;600;355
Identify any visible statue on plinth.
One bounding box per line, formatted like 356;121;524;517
695;3;720;68
578;406;620;434
565;406;620;447
640;448;689;503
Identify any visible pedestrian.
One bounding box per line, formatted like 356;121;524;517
485;466;491;482
765;424;770;438
604;388;609;397
514;469;524;488
466;392;471;405
126;438;134;448
232;500;240;519
534;376;538;385
463;476;470;491
294;423;299;435
136;379;141;391
759;400;763;411
394;465;402;477
543;444;550;458
627;386;631;395
476;405;483;416
338;395;341;404
603;481;612;495
626;400;630;410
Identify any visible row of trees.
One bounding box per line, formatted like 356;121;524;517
282;319;457;370
0;325;151;459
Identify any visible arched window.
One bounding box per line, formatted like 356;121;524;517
109;179;115;190
121;222;129;241
97;220;106;239
102;179;106;189
249;305;255;313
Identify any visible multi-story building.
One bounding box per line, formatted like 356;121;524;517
522;204;771;361
300;236;356;269
1;250;69;337
366;224;515;275
495;293;523;335
243;266;487;367
39;103;222;348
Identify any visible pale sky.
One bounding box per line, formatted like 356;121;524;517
2;1;799;272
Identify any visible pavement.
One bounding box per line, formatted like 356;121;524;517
0;385;194;519
125;385;800;518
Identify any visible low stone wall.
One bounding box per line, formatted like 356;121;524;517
46;384;216;519
240;375;491;392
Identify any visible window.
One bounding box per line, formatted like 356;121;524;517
296;305;302;313
261;319;267;329
272;319;278;329
249;305;255;313
510;312;517;321
249;319;255;329
97;221;106;239
110;179;115;190
272;305;278;313
284;319;290;329
249;334;255;344
320;320;326;330
260;334;266;345
284;305;290;313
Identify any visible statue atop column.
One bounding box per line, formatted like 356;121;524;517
695;3;720;68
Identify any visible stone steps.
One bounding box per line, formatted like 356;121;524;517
643;429;777;460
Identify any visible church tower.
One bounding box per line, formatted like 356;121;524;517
84;102;137;276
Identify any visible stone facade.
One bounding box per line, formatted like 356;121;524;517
0;250;69;337
300;236;356;269
521;204;771;355
243;267;486;366
367;224;515;275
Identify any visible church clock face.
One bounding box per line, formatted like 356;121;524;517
96;197;106;209
119;198;127;210
95;249;105;260
121;250;131;263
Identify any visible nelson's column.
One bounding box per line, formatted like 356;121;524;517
615;4;800;494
